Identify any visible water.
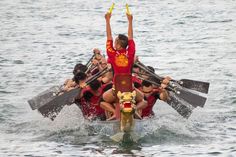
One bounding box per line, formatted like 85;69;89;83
0;0;236;156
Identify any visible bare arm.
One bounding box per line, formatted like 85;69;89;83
105;13;112;40
159;89;169;101
127;14;133;40
159;77;171;101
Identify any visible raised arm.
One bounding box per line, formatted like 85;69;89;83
127;14;133;40
105;13;112;40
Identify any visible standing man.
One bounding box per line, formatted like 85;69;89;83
100;11;147;120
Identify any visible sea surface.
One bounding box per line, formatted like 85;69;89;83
0;0;236;156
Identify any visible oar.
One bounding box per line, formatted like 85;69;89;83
85;54;95;68
136;76;193;118
135;62;207;108
173;79;210;94
37;67;110;120
166;91;193;118
28;86;62;110
28;55;98;111
126;3;131;15
136;61;210;94
108;3;115;14
85;62;99;74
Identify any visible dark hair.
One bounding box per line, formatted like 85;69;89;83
141;80;152;87
147;66;155;73
133;64;139;69
134;82;142;88
73;63;88;75
118;34;128;49
89;79;101;91
73;72;87;84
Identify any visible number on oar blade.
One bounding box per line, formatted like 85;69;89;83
38;88;81;120
178;79;210;94
176;86;207;108
166;91;194;118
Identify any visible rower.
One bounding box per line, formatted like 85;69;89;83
89;48;106;75
141;80;169;118
77;79;106;121
100;11;147;120
63;63;87;92
132;64;142;89
92;48;104;65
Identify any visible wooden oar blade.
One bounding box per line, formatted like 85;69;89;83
180;79;210;94
177;87;207;108
166;91;194;118
38;88;81;120
28;86;61;110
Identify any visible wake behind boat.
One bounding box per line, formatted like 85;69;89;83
85;117;159;139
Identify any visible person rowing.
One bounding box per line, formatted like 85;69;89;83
63;63;88;92
75;79;106;121
100;10;147;120
141;80;169;118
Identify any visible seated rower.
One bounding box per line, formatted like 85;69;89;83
132;64;142;89
63;63;87;92
141;79;170;118
74;71;87;89
92;48;104;65
97;59;113;84
76;79;106;121
100;12;147;120
89;48;106;74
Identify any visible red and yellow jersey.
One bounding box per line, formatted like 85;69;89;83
106;39;135;78
142;91;160;118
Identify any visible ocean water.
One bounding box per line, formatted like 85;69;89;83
0;0;236;156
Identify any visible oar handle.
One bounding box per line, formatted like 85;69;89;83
169;79;183;86
126;3;131;15
85;67;109;85
85;54;95;67
136;75;180;94
86;63;99;74
135;62;183;87
108;3;115;14
135;62;163;81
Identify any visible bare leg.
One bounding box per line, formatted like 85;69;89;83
100;89;116;120
100;101;115;114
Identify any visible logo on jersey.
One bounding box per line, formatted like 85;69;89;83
115;54;129;67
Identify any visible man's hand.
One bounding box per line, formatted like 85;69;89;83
126;13;133;22
160;76;172;89
92;59;99;65
162;76;171;85
105;13;111;21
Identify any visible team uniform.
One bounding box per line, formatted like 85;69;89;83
106;39;135;80
142;90;161;118
75;84;112;121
